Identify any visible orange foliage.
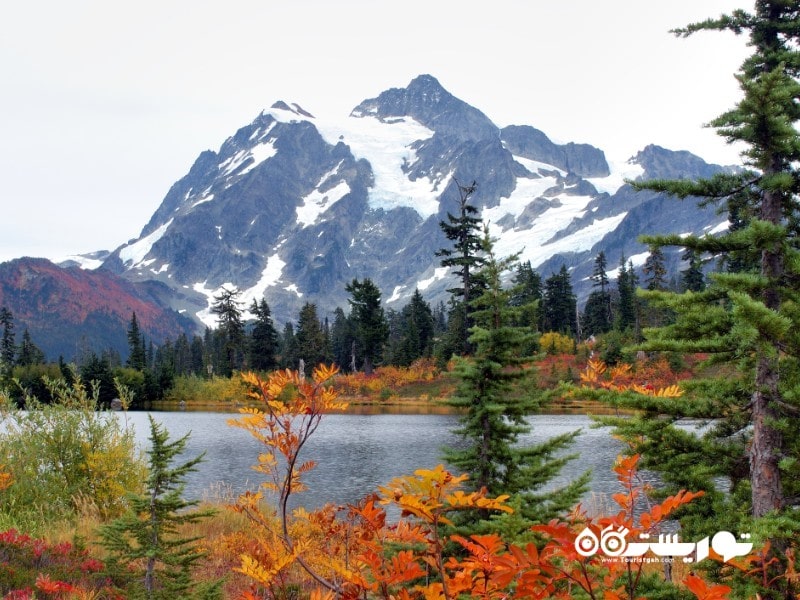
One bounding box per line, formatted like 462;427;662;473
0;464;11;491
332;359;440;398
228;365;737;600
580;357;685;397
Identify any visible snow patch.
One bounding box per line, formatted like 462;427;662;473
284;284;303;297
119;219;173;268
513;155;566;177
315;115;441;219
587;158;645;195
296;162;351;227
191;193;214;208
387;285;406;304
482;170;561;225
706;220;730;235
219;139;277;178
605;250;651;280
418;266;450;291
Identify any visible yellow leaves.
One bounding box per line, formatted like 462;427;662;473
580;358;607;384
379;465;512;527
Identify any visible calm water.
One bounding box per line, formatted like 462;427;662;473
123;410;640;511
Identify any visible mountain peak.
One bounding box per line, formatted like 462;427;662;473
631;144;720;180
270;101;315;119
350;74;498;142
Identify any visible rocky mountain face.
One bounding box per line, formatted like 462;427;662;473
102;74;728;329
2;74;732;358
0;258;195;360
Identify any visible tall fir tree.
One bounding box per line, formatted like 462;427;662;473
0;307;15;379
680;247;706;292
443;231;586;535
127;312;147;371
582;252;613;336
279;322;299;370
99;415;221;599
541;265;577;336
510;260;542;332
345;278;388;374
391;289;435;366
295;302;328;375
248;299;279;372
609;3;800;594
210;287;245;376
16;329;45;367
642;245;668;291
436;179;485;355
329;307;355;372
615;256;638;334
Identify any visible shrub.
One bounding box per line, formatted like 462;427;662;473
166;374;249;406
0;528;116;598
0;376;147;531
539;331;575;355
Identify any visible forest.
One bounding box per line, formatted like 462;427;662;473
1;2;800;598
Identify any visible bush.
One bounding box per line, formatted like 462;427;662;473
539;331;575;355
166;374;249;406
0;529;115;598
0;376;147;531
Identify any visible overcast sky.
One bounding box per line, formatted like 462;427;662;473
0;1;751;263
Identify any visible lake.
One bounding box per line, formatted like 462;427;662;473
123;410;643;512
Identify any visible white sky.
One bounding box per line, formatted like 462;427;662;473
0;0;750;263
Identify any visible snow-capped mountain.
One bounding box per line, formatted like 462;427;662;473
101;74;729;328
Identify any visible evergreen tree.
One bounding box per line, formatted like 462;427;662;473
127;312;147;371
612;3;800;593
641;245;671;327
189;335;205;376
329;307;355;372
210;287;245;376
541;265;577;336
346;278;388;375
16;329;45;366
436;179;485;354
279;322;298;370
295;303;328;375
99;415;221;599
615;256;638;333
0;307;15;379
510;260;542;330
391;289;435;366
248;299;279;372
443;232;586;534
79;352;117;408
642;245;668;291
172;333;192;377
582;252;613;336
680;247;706;292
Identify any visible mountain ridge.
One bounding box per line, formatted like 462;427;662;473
1;75;732;358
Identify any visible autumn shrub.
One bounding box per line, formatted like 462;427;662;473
535;353;581;388
166;373;250;406
539;331;575;355
332;359;440;399
0;528;118;598
0;377;147;532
